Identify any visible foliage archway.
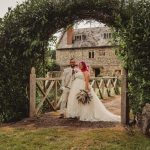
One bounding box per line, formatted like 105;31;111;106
0;0;149;122
0;0;123;122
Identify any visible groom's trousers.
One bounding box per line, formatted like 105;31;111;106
59;88;70;114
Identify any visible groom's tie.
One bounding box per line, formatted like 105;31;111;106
72;69;75;75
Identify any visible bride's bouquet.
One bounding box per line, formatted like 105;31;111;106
76;90;93;104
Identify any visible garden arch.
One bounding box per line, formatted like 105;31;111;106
0;0;129;124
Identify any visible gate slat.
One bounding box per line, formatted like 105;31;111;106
35;81;55;114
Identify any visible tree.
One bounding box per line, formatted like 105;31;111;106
0;0;121;122
114;0;150;115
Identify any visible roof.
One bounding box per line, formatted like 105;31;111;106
57;26;113;50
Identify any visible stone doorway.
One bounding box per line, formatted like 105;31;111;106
94;68;101;77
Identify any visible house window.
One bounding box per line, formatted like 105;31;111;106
82;35;86;40
109;33;112;38
114;70;121;77
92;51;94;58
89;51;95;58
104;33;107;39
74;35;82;41
103;33;112;39
74;35;86;41
89;52;91;58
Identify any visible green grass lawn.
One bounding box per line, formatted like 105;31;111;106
0;127;150;150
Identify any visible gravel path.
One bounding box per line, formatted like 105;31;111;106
1;96;121;129
103;95;121;115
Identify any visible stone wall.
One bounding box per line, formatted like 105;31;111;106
56;47;122;76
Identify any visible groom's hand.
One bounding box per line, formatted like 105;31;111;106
60;86;65;90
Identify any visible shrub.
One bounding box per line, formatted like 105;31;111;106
114;0;150;115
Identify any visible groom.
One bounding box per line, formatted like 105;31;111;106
58;58;78;118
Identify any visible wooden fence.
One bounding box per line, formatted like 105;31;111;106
29;67;121;118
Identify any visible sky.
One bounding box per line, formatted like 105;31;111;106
0;0;25;18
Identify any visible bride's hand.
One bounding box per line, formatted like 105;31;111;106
85;88;90;93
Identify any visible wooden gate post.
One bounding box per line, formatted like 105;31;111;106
29;67;36;117
121;68;129;125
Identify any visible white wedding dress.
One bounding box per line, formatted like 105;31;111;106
66;71;121;122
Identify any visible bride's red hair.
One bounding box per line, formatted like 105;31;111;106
79;61;89;72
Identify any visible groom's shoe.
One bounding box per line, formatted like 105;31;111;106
59;114;64;119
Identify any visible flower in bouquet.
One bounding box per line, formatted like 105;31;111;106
76;89;93;104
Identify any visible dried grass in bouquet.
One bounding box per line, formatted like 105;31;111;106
76;90;93;104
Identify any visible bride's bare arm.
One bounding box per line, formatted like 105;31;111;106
83;71;90;92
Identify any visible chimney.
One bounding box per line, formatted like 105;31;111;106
67;27;74;45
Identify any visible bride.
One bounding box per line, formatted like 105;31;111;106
66;61;120;122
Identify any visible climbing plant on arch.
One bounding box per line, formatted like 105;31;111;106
0;0;150;122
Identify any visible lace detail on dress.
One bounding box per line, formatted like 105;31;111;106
75;71;84;80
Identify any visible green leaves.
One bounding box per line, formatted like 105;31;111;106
3;0;148;122
114;0;150;115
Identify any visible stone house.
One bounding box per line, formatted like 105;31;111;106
56;26;122;77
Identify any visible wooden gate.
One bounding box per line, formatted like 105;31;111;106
29;67;129;124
